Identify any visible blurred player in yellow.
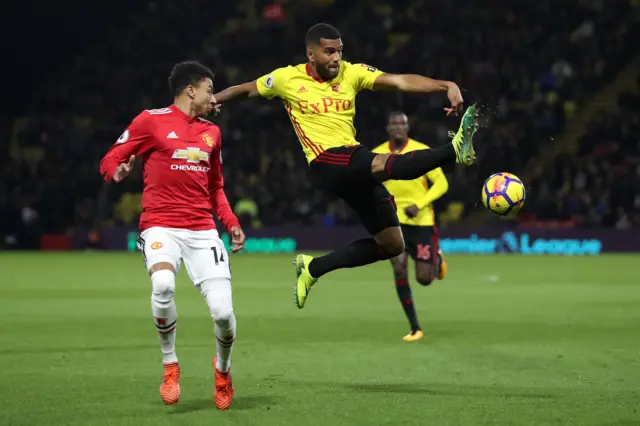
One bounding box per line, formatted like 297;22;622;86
373;112;449;341
214;23;479;310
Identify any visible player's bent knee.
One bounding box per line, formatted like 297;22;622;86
416;276;433;286
375;229;405;258
199;278;234;322
383;239;405;258
151;269;176;306
415;269;434;286
211;306;235;325
371;153;392;181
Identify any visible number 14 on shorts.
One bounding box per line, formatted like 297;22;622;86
211;246;225;265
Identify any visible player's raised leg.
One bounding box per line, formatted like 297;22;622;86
138;227;183;405
373;105;479;182
414;259;437;286
183;230;236;410
390;251;423;341
412;225;447;282
295;163;405;308
294;108;478;308
411;226;441;286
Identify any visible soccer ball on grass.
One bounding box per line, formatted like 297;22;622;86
481;172;526;216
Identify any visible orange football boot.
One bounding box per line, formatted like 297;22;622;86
437;249;448;280
213;356;234;410
159;362;180;405
402;330;424;342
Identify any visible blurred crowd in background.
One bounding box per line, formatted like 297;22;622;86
2;0;639;248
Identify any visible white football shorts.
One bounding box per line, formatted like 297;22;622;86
137;227;230;284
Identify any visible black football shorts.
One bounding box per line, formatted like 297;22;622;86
400;224;439;264
308;145;400;235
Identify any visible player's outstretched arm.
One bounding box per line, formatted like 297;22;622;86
213;81;260;104
374;74;464;116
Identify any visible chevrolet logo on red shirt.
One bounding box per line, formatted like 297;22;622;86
172;147;210;163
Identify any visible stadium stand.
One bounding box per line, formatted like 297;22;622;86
3;0;638;250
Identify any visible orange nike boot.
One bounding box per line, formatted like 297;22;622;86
437;249;448;280
402;330;425;342
213;356;234;410
159;362;180;405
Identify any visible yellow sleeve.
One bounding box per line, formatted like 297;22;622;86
256;67;289;100
346;62;384;92
416;167;449;209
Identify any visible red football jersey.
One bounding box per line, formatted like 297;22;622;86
100;105;240;232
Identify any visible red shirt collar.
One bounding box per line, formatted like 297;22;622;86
389;138;409;153
305;63;328;83
169;104;198;123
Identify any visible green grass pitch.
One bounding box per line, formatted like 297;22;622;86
1;252;639;425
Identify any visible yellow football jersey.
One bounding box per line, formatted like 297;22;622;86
372;139;449;226
256;61;383;163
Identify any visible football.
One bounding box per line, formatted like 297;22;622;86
481;172;526;216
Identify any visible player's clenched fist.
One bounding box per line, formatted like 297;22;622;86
230;226;245;253
403;204;420;219
113;155;135;183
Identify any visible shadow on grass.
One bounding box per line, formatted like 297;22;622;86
347;382;558;399
169;395;278;414
279;379;559;399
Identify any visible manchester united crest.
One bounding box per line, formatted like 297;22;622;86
202;134;214;147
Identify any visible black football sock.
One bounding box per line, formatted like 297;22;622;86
385;144;456;180
308;238;391;278
395;279;421;332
